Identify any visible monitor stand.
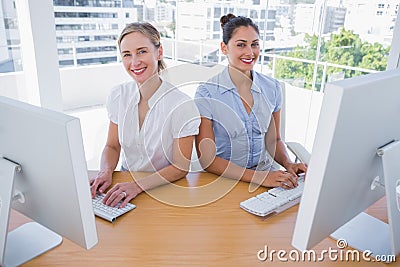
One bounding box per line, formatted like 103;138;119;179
0;158;62;266
331;140;400;262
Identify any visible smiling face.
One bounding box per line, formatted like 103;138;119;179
120;31;163;85
221;26;260;76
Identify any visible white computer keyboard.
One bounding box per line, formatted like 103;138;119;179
240;174;305;217
92;193;136;222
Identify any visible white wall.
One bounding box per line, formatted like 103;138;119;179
0;63;131;110
60;63;131;110
0;71;24;99
284;83;323;152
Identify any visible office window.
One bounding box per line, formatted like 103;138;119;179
213;21;220;31
54;12;118;18
250;10;258;19
76;46;116;53
53;0;74;6
4;18;17;29
67;0;121;8
122;0;134;8
1;0;399;77
6;39;18;45
268;10;276;20
270;0;398;92
214;7;221;17
59;59;74;65
94;35;117;41
266;21;274;31
77;56;117;65
0;0;22;73
2;0;400;75
78;35;90;41
58;48;73;55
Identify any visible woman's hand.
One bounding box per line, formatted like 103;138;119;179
102;181;142;208
90;170;113;198
263;170;299;189
284;162;307;178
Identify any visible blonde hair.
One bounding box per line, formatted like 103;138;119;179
118;22;166;73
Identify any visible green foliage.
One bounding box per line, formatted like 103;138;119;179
168;22;176;34
274;28;390;91
358;42;389;71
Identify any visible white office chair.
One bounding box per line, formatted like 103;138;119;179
278;81;311;166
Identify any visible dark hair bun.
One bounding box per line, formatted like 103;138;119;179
220;13;236;29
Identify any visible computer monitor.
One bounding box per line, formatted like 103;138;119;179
0;96;98;266
292;69;400;261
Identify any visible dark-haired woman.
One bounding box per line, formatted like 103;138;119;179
90;22;200;207
195;14;306;189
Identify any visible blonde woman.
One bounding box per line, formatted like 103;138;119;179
91;22;200;207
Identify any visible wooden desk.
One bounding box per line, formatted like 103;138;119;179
10;171;398;266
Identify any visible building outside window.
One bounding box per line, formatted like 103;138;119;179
0;0;399;90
